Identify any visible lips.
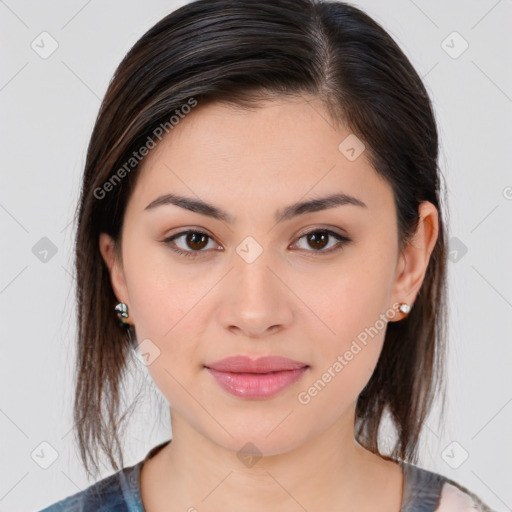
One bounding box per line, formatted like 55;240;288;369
205;355;309;399
206;355;307;373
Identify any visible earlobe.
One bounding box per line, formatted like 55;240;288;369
390;201;439;318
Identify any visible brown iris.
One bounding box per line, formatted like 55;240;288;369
185;232;209;250
306;231;330;251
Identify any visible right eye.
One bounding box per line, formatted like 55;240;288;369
163;230;222;258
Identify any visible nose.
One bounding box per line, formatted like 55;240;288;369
217;248;294;339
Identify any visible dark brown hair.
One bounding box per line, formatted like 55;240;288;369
73;0;448;478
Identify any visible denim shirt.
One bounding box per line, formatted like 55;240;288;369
37;441;495;512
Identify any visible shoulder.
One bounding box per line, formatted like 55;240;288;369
36;463;143;512
436;479;495;512
401;462;495;512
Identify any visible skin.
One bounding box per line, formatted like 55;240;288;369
99;95;438;512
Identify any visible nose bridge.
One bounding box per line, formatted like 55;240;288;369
217;235;293;337
233;235;280;304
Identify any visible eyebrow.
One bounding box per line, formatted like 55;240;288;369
144;192;367;224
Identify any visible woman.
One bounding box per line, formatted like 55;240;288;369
39;0;494;510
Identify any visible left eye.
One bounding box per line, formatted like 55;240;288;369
292;229;351;254
164;229;351;258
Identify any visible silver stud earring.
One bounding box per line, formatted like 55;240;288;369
115;302;130;326
398;303;411;314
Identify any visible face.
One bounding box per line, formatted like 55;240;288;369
100;95;436;456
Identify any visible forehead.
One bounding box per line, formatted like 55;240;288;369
127;96;394;217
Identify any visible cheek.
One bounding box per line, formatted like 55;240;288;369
297;249;395;347
121;240;209;367
123;235;190;323
126;261;209;406
296;286;390;417
293;242;396;397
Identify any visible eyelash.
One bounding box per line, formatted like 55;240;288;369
163;228;351;259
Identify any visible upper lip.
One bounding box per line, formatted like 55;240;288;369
205;355;308;373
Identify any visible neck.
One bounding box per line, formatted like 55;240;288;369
140;404;403;512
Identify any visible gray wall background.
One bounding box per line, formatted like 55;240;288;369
1;1;511;510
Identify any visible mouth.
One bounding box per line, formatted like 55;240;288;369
204;355;309;399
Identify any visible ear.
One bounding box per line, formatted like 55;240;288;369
99;233;132;320
389;201;439;320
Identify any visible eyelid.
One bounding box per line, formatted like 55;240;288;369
294;224;349;239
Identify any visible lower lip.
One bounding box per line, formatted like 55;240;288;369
206;367;308;399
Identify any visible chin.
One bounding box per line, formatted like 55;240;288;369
196;414;312;459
